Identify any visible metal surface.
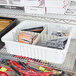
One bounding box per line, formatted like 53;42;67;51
0;7;76;25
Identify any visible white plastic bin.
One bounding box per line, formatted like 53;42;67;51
1;20;72;64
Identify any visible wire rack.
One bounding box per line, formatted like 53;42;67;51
0;7;76;75
0;7;76;25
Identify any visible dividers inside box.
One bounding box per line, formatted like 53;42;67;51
9;21;71;48
40;34;58;42
10;22;47;42
34;25;71;46
12;25;47;44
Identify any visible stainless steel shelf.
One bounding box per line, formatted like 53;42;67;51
0;8;76;25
